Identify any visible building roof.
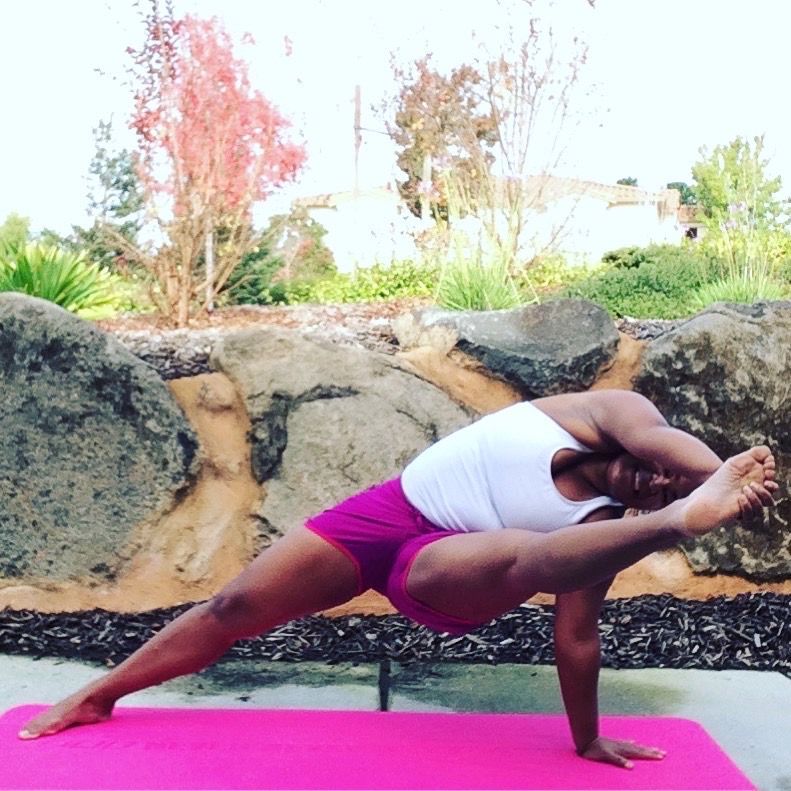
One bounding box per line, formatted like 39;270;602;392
294;176;680;215
520;175;679;212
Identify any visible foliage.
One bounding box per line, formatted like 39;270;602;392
691;136;782;224
284;260;438;305
387;6;589;269
512;254;599;298
0;213;30;249
616;177;638;186
72;120;145;272
666;181;697;206
125;3;305;326
220;239;283;306
388;57;498;220
220;208;336;306
266;207;336;284
0;242;125;317
436;254;523;311
691;136;786;292
601;244;697;270
563;249;716;319
691;272;789;308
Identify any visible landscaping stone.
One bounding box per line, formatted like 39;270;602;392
210;328;472;542
0;294;199;581
393;299;620;396
634;301;791;579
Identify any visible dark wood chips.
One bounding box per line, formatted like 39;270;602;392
1;594;788;677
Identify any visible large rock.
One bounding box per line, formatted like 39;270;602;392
393;299;619;397
0;294;199;580
634;301;791;579
210;328;473;542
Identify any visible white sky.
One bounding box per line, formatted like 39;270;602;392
2;0;791;234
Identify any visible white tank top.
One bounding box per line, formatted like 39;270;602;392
401;401;621;533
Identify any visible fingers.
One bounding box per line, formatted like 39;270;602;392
606;753;634;769
619;742;667;761
584;738;666;769
18;718;57;740
18;724;45;740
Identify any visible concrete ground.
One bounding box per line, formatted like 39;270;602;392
1;655;789;790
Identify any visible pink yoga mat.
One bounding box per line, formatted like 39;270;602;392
1;705;754;790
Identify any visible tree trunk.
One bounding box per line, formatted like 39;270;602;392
205;229;214;313
421;154;432;222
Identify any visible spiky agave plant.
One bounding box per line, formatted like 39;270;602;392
0;242;124;316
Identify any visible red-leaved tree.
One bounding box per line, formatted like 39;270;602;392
125;1;305;326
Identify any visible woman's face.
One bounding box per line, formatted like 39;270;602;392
605;453;688;510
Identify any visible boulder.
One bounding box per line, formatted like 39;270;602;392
210;328;472;542
393;299;619;397
0;294;199;581
634;301;791;579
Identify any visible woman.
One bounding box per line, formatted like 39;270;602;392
19;389;777;769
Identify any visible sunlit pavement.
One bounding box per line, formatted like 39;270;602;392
2;656;789;790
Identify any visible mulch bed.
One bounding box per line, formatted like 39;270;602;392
2;593;788;677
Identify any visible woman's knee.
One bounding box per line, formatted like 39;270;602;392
206;589;267;639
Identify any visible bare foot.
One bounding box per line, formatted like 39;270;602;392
18;693;114;740
681;446;778;536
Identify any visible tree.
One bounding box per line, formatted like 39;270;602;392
666;181;696;206
387;5;590;270
616;177;638;186
0;213;30;250
124;2;305;326
691;135;786;281
265;207;335;284
69;119;146;272
691;136;782;225
389;58;498;220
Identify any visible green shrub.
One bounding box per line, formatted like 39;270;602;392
513;254;601;300
563;252;716;319
601;243;701;270
0;242;125;317
601;246;648;269
285;260;438;304
221;244;285;306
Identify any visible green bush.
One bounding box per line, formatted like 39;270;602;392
601;246;649;269
513;254;601;300
601;243;701;270
0;242;125;317
221;244;285;306
563;251;716;319
284;260;438;304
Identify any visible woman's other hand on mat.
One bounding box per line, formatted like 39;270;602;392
18;693;114;740
579;736;666;769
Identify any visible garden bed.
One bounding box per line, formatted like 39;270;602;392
1;593;788;676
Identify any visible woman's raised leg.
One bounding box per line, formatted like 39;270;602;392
19;526;361;739
406;447;777;623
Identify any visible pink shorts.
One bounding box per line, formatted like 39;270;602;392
305;477;484;635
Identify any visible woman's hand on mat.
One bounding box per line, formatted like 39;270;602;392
18;693;114;740
579;736;666;769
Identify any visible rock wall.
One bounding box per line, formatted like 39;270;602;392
0;294;788;614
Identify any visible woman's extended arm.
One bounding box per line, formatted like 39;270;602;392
555;574;666;768
587;390;722;486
